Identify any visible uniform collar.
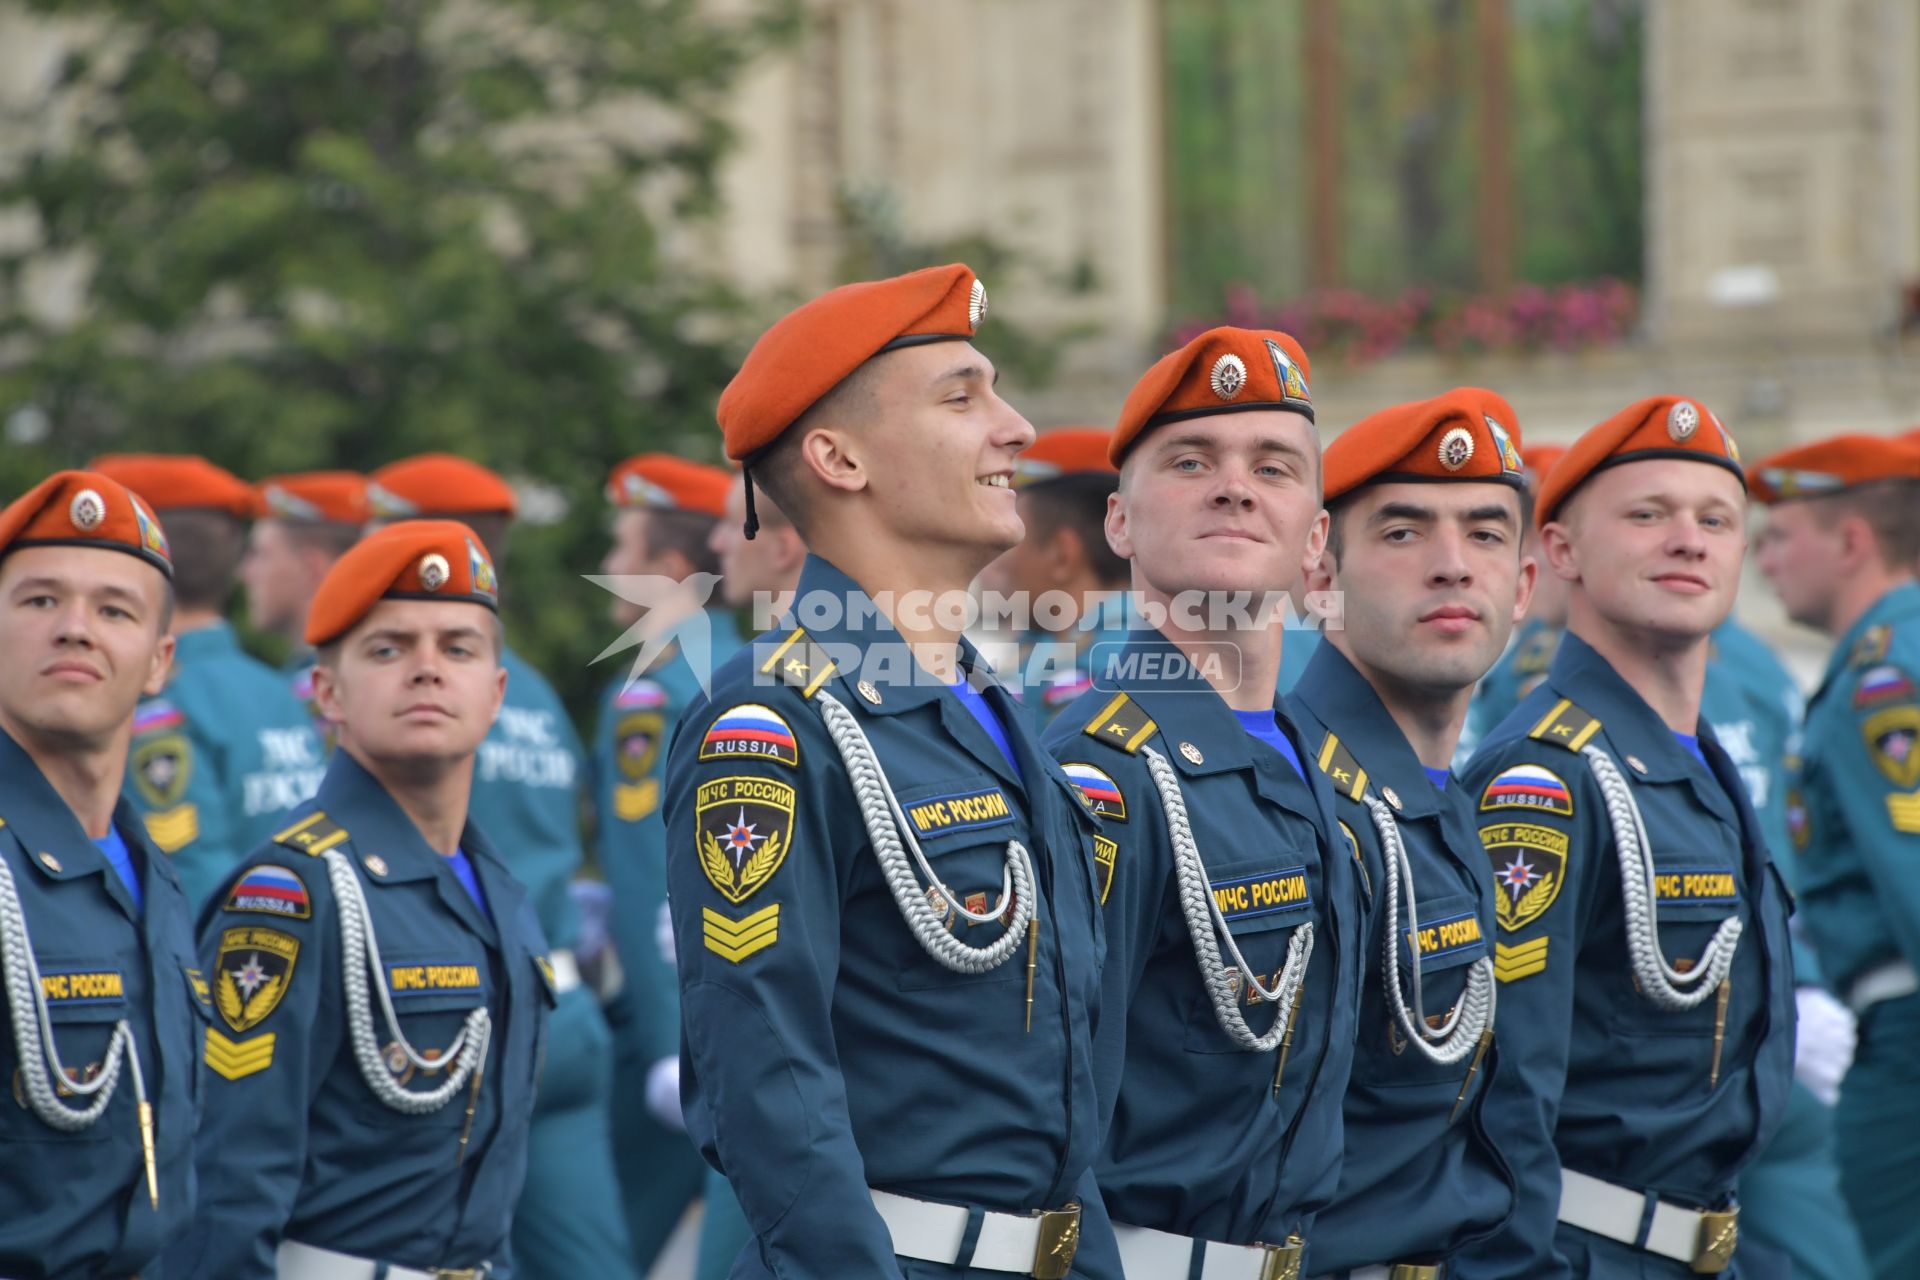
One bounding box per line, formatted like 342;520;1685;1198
1545;630;1718;785
312;749;502;944
172;619;240;664
1813;581;1920;704
1291;641;1444;819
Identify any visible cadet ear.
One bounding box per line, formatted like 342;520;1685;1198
1538;520;1582;584
142;632;176;698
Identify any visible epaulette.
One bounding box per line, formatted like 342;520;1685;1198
1851;624;1892;668
272;811;350;857
1527;698;1602;752
758;627;838;699
1081;691;1157;753
1312;731;1368;801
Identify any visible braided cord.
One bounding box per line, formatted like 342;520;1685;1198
1365;794;1495;1065
1142;745;1312;1052
812;690;1034;974
323;849;491;1114
1583;745;1741;1010
0;848;144;1131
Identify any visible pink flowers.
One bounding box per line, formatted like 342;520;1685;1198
1176;278;1639;361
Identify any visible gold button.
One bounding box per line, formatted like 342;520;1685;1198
1382;786;1402;811
1626;755;1648;774
38;852;61;873
858;680;883;706
1180;742;1204;765
363;854;389;876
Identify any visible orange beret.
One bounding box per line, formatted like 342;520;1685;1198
1324;388;1524;502
368;454;517;519
605;455;732;516
1535;396;1744;528
717;263;988;460
1112;326;1313;463
89;454;259;518
1748;435;1920;503
1014;428;1118;486
305;519;500;647
0;470;172;578
1520;443;1568;491
258;472;371;525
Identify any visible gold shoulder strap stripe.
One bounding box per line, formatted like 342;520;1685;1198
1081;691;1156;753
760;627;837;698
1313;731;1368;800
272;811;349;857
1527;698;1602;752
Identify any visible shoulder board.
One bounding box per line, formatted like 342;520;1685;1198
1312;731;1368;801
758;627;837;699
1081;691;1157;754
1851;624;1892;668
271;811;350;857
1527;697;1602;752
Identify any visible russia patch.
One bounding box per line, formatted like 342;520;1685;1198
225;864;312;920
133;700;184;735
614;679;668;710
699;704;799;768
1062;761;1127;822
1855;665;1916;709
1478;763;1573;817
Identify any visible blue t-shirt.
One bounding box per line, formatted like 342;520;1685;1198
1424;765;1451;790
445;847;491;922
948;678;1024;783
1673;730;1708;767
1233;708;1305;780
94;825;142;914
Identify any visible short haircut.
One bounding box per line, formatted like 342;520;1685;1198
645;508;721;577
158;509;245;611
1025;474;1127;585
750;358;883;539
456;512;512;565
281;519;364;563
1808;478;1920;568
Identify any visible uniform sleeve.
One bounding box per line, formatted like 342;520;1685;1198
666;692;904;1280
123;699;236;911
594;679;680;1064
1824;671;1920;968
179;852;340;1280
1450;743;1596;1280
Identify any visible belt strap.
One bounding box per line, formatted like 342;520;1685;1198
275;1240;488;1280
871;1189;1081;1279
1847;959;1918;1014
1557;1168;1737;1273
1115;1222;1305;1280
547;948;581;995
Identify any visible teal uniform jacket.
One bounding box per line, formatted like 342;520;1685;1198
666;556;1117;1279
176;751;555;1279
1286;643;1513;1271
1455;634;1796;1279
1274;623;1322;695
0;728;207;1278
1047;629;1363;1252
1459;616;1559;762
124;621;325;909
1011;593;1133;729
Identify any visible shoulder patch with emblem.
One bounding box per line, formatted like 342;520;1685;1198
1482;820;1568;931
1851;624;1892;668
1863;705;1920;788
273;811;350;857
224;864;312;919
1515;628;1558;676
132;698;184;736
1312;732;1367;800
695;775;795;904
1479;763;1573;817
759;627;838;698
1061;761;1127;822
613;678;667;710
1493;937;1548;982
214;925;299;1033
1082;692;1156;753
1854;664;1916;709
1787;784;1812;848
615;710;666;781
131;733;192;808
1527;698;1602;752
700;703;799;769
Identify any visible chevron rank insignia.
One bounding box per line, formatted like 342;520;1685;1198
142;803;200;853
1314;732;1367;800
703;903;779;962
759;628;838;698
1081;692;1156;753
272;811;350;857
1493;938;1549;983
204;1027;276;1081
214;926;299;1033
1527;699;1601;752
1889;790;1920;833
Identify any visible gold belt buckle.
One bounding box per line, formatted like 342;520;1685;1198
1388;1266;1444;1280
1257;1235;1305;1280
1029;1202;1081;1280
1692;1207;1738;1273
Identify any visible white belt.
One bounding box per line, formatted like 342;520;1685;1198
1115;1222;1304;1280
871;1189;1082;1279
547;948;581;995
1847;959;1918;1014
275;1240;488;1280
1557;1168;1738;1273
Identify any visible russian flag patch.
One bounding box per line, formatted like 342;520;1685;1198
1062;761;1127;822
699;703;799;768
1478;763;1573;817
224;864;312;920
1856;665;1916;709
615;679;668;710
133;699;184;735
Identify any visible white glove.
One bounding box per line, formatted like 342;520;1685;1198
646;1055;685;1132
656;899;677;969
1794;986;1856;1106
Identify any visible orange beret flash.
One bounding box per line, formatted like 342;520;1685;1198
1535;396;1743;528
1014;428;1119;486
89;454;260;518
257;472;372;526
1112;327;1314;464
1748;435;1920;503
305;519;499;647
1323;388;1524;502
369;455;518;519
0;470;172;577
